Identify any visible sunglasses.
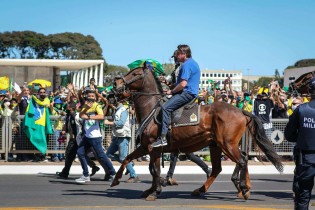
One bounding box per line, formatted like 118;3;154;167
39;92;46;94
292;103;300;105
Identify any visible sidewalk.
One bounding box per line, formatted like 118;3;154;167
0;160;295;175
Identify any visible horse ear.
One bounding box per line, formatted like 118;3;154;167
142;61;147;70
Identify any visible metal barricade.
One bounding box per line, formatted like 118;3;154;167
248;118;295;156
0;116;4;154
2;115;136;161
1;115;293;160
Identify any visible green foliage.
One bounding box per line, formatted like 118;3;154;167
242;79;255;91
60;74;71;87
0;31;103;60
163;63;175;75
286;59;315;69
255;77;274;88
105;64;129;75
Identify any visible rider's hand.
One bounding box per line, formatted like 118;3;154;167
166;90;172;95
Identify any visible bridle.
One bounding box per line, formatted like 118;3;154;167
114;67;148;94
114;67;165;97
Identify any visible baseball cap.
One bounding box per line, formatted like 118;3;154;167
54;98;63;104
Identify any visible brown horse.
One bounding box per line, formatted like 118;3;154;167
289;71;315;95
110;66;283;201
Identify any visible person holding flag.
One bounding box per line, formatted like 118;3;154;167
23;88;53;154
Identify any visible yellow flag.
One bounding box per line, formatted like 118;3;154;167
0;76;9;90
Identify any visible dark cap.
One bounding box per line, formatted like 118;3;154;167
90;78;96;82
309;77;315;91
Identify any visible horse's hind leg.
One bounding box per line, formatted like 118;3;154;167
238;151;251;200
225;148;251;200
111;146;147;187
192;144;222;196
231;164;242;196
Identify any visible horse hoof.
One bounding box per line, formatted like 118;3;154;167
243;191;251;200
110;180;120;187
145;194;157;201
237;191;243;199
168;178;178;186
191;189;201;197
141;190;151;198
160;178;167;187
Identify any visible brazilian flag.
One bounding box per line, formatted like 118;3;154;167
23;96;53;154
127;59;164;76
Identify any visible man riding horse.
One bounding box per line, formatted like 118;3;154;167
152;44;200;147
111;46;283;201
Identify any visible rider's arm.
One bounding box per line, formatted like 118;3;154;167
171;80;187;94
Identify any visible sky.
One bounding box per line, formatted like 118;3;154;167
1;0;315;76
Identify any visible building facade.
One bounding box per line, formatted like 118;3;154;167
0;59;104;91
200;69;243;91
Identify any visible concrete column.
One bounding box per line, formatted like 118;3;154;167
84;68;89;86
76;72;80;89
99;63;104;86
89;67;93;81
72;72;77;87
94;65;99;86
77;71;81;88
79;70;84;89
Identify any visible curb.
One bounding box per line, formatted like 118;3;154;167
0;165;294;175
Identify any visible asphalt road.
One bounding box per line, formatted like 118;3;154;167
0;173;303;210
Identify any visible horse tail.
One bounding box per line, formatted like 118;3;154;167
242;110;284;173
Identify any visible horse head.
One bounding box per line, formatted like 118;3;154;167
290;71;315;95
113;65;160;101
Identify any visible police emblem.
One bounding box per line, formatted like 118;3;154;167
190;113;197;122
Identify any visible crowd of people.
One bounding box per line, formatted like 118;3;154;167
0;77;140;183
0;50;309;166
196;78;308;120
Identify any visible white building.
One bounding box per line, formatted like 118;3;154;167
200;69;243;91
0;59;104;90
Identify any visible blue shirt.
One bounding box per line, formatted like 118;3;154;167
176;58;200;97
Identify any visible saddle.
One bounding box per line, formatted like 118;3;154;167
154;97;200;127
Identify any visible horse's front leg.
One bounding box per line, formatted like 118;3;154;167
145;151;162;201
111;146;147;187
141;162;156;198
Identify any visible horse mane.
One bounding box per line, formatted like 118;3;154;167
144;66;164;94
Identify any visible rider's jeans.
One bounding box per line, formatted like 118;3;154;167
161;91;194;136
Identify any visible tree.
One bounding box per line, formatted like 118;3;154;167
0;31;103;60
255;77;274;88
47;32;103;59
163;63;175;75
286;59;315;69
